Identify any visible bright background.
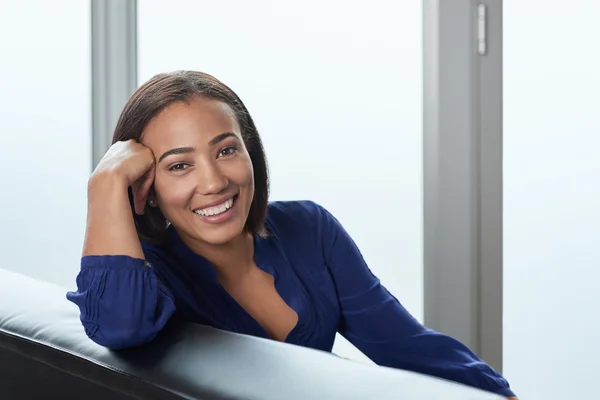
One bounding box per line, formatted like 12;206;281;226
503;1;600;398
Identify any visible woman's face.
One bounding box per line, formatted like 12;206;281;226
141;95;254;247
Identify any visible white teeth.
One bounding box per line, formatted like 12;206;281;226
194;197;234;217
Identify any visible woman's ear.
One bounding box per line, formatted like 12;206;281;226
147;188;158;207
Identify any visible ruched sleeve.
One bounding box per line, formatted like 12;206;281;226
66;253;176;350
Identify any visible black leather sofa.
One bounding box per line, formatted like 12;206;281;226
0;268;503;399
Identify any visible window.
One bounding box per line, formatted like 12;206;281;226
504;1;600;397
0;1;91;286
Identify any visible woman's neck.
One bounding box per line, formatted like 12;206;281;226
182;231;255;282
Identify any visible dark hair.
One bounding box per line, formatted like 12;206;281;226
112;70;269;244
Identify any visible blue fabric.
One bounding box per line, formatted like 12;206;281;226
67;200;514;397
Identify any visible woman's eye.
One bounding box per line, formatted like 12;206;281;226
168;163;189;172
219;146;238;157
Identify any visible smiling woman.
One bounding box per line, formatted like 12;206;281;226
66;71;516;398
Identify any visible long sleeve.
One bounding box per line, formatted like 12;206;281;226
317;204;515;398
66;253;176;350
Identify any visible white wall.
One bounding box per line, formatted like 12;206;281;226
0;1;91;287
138;0;423;362
504;1;600;398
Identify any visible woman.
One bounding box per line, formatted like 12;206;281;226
67;70;516;398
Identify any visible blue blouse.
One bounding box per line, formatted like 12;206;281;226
67;200;514;397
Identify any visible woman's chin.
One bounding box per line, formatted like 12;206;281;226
188;219;247;246
200;230;244;246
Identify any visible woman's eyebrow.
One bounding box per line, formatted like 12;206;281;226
157;132;238;163
208;131;238;146
158;146;195;163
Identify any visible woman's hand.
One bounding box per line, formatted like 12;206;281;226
91;139;156;215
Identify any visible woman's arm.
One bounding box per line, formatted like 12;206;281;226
315;204;516;398
67;141;176;349
82;139;156;259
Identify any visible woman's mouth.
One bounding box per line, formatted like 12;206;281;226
192;195;237;224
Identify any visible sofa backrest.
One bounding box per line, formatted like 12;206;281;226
0;268;503;399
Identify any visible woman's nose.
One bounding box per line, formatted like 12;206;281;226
195;162;229;195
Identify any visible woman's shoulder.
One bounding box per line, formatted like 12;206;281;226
266;200;325;225
265;200;337;239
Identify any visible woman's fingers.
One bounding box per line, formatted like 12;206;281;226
138;166;156;212
132;166;155;215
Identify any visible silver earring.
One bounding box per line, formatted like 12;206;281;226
148;199;156;207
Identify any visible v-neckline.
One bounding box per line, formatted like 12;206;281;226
216;261;302;344
221;285;303;343
168;225;303;343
